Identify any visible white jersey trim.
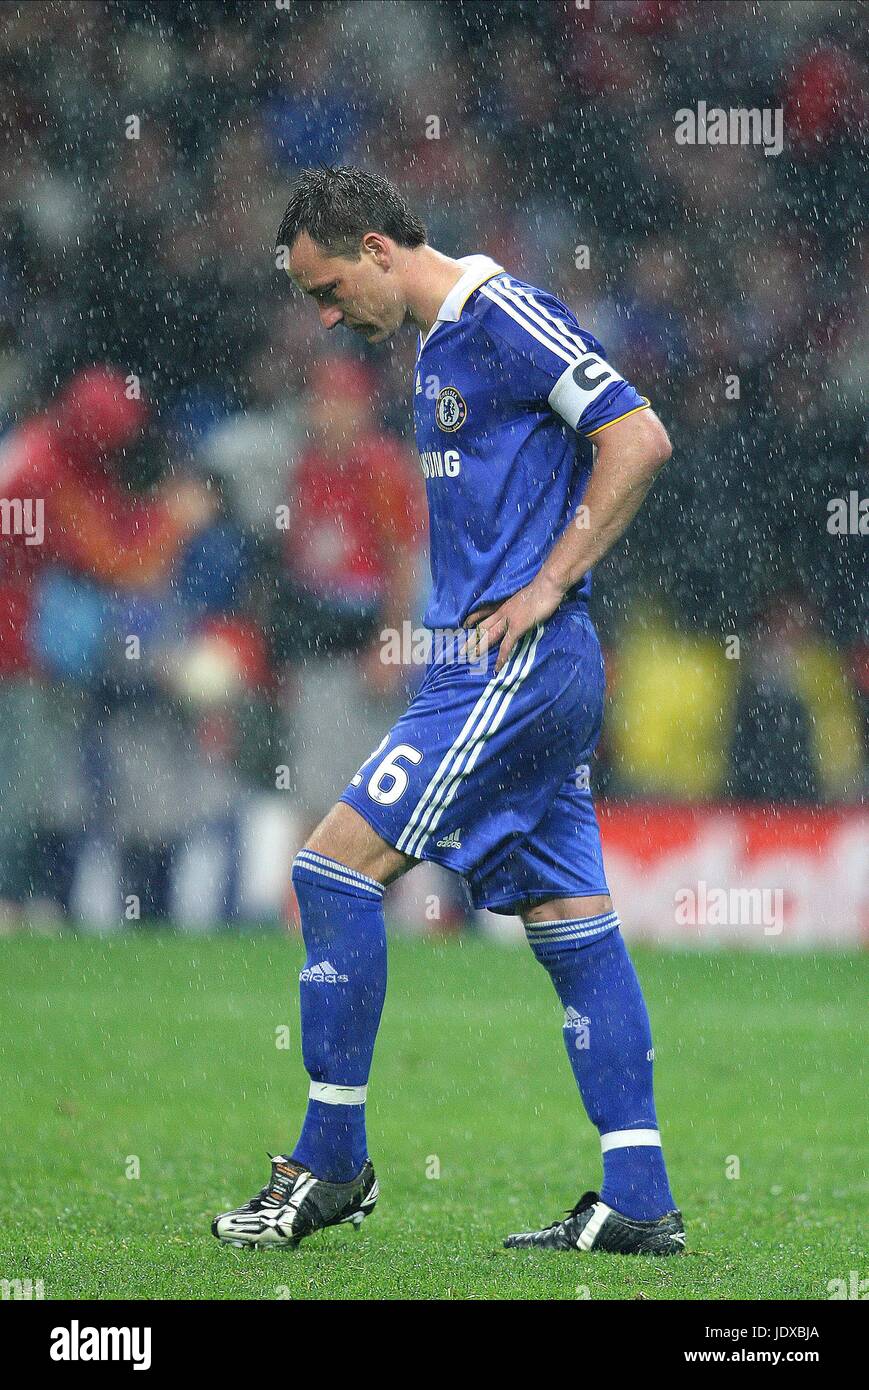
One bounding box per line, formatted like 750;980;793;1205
480;282;580;367
492;276;589;356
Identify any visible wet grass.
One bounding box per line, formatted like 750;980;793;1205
0;934;864;1300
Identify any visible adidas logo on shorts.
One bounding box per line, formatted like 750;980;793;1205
435;828;462;849
299;960;349;984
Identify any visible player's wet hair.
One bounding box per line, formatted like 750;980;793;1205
276;165;427;259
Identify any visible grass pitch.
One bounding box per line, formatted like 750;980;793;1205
0;932;864;1301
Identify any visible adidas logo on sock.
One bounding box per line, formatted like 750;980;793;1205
564;1006;591;1030
436;828;462;849
299;960;349;984
564;1006;591;1050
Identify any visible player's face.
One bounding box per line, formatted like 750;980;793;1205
287;232;405;343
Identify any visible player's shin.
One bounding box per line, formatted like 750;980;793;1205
289;850;387;1183
525;915;676;1221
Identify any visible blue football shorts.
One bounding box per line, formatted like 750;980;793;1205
339;599;610;915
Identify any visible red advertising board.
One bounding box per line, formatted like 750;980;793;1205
597;803;868;948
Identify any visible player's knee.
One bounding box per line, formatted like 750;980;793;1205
521;894;613;926
302;802;407;886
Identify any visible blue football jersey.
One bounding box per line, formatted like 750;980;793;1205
412;255;649;629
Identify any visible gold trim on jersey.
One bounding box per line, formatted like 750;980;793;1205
585;398;651;438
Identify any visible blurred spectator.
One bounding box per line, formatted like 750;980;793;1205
0;366;216;920
607;600;740;800
274;356;424;823
728;593;865;803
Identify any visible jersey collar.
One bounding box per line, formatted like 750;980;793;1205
434;254;504;323
418;254;504;353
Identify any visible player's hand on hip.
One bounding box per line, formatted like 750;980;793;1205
464;575;566;673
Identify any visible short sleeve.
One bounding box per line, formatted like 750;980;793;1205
479;279;650;438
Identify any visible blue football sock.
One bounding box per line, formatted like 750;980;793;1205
525;913;676;1221
288;850;387;1183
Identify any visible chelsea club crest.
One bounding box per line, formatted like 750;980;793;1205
435;386;467;432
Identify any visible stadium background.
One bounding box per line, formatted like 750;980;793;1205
0;0;866;945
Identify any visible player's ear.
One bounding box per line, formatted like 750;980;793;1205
362;232;391;269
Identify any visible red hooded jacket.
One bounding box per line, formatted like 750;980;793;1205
0;368;189;675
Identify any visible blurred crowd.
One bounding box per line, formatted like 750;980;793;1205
0;1;866;926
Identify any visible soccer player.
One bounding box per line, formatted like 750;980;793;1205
213;167;684;1256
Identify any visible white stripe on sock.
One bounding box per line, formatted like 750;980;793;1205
529;929;613;945
525;916;619;944
293;853;384;899
525;911;618;931
308;1082;368;1106
600;1128;661;1153
295;850;384;895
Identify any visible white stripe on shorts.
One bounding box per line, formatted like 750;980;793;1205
397;629;539;858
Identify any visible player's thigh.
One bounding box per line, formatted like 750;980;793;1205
304;801;414;887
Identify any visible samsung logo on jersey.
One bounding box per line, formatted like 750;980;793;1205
419;449;461;479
